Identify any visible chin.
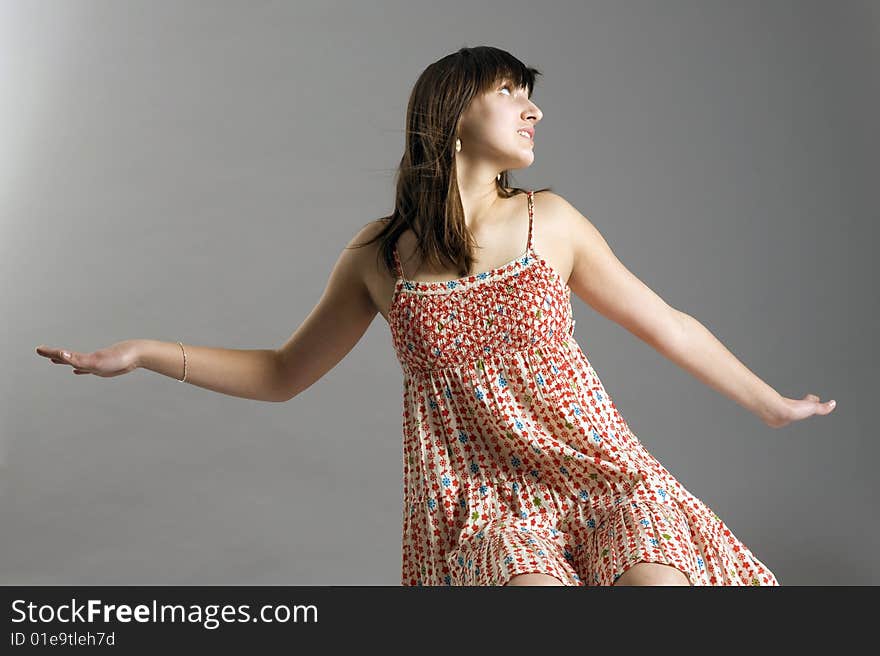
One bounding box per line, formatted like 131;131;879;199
496;152;534;172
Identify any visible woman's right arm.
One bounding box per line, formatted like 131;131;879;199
37;221;383;403
137;221;382;402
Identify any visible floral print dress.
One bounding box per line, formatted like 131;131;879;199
387;190;780;586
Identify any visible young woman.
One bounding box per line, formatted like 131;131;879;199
36;46;836;586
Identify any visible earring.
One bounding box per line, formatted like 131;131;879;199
496;173;501;180
455;137;461;153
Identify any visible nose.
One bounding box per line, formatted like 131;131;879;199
523;102;542;123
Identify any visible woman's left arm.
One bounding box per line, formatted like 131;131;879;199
546;192;837;429
665;312;835;428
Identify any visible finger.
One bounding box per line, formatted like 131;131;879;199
35;346;59;359
41;348;73;362
804;393;819;402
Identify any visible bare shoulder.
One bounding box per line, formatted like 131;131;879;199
529;190;595;286
532;190;593;232
304;217;389;316
532;190;606;254
346;216;388;250
346;217;392;280
343;217;399;321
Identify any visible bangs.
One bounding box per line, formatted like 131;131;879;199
468;50;538;98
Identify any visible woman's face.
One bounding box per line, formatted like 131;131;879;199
456;76;543;173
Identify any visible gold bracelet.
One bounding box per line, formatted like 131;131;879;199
177;341;187;382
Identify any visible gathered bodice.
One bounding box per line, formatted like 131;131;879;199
388;246;576;376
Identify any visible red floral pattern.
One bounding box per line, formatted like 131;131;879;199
388;190;780;586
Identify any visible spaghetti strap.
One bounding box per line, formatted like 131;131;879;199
526;190;534;251
392;242;405;281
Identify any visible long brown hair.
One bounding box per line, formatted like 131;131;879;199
350;45;553;280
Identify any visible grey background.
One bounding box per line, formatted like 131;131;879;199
3;0;877;585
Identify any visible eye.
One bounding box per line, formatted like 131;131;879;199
499;84;512;95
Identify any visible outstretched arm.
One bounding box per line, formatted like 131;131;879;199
132;223;377;402
37;223;380;403
549;192;836;428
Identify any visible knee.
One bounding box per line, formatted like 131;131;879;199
505;572;566;586
612;561;691;586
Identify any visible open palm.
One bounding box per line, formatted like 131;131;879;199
35;340;140;378
764;393;837;428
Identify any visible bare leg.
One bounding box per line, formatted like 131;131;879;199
613;562;691;586
505;573;565;586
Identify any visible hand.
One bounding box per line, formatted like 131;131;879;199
762;393;837;429
35;340;141;378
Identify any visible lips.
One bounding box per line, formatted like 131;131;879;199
516;126;535;139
